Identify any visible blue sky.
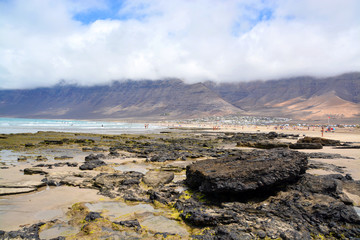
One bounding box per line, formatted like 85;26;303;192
0;0;359;89
73;0;145;23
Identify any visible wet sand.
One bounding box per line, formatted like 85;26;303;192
0;186;107;231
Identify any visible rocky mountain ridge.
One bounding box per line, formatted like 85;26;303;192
0;73;359;121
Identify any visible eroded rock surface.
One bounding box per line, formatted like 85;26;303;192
297;137;341;146
290;143;323;149
175;174;360;239
186;148;308;194
142;170;174;187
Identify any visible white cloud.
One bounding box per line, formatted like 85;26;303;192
0;0;359;89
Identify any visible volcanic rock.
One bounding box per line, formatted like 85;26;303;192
36;155;48;161
297;137;341;146
113;220;141;230
54;156;73;160
290;143;323;149
186;149;308;194
142;170;174;187
94;172;144;189
85;153;105;161
79;159;106;170
17;156;27;162
85;212;103;221
176;173;360;239
236;140;289;149
23;167;48;175
1;222;45;239
306;152;354;159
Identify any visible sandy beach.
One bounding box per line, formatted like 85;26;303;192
0;126;359;238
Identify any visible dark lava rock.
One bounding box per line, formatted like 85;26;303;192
79;159;106;170
307;152;354;159
176;173;360;239
150;152;180;162
154;232;177;238
23;167;48;175
335;145;360;149
91;147;107;152
54;156;73;160
297;137;341;146
49;237;66;240
186;149;308;194
113;220;141;230
237;140;289;149
85;153;105;161
85;212;103;221
93;172;146;200
2;222;45;239
290;143;323;149
42;139;65;145
308;160;345;174
36;155;48;161
75;139;95;144
66;162;78;167
17;156;27;161
108;150;120;157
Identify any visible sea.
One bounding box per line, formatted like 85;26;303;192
0;118;166;134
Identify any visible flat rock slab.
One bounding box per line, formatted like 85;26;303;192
0;180;46;189
290;143;323;149
143;171;174;187
0;187;36;196
186;149;308;194
23;168;48;175
297;137;340;146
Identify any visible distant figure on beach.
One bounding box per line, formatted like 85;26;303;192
321;126;324;137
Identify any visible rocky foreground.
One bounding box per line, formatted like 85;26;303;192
0;131;359;239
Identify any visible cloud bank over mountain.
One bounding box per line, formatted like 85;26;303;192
1;0;359;89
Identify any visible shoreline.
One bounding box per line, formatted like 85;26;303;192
0;128;359;238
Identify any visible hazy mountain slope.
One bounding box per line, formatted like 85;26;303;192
206;72;360;120
0;73;359;121
0;79;241;119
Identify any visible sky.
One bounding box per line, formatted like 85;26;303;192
0;0;359;89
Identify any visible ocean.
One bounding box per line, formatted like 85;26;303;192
0;118;165;134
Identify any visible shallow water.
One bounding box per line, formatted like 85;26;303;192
39;224;79;240
141;215;189;236
0;150;37;165
113;163;150;174
85;201;158;220
85;201;189;236
0;149;87;166
0;186;105;231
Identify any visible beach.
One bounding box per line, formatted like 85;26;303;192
0;124;359;239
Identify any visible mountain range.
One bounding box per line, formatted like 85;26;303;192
0;72;359;122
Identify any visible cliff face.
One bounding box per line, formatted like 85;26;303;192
0;79;241;120
0;73;359;120
205;73;360;120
